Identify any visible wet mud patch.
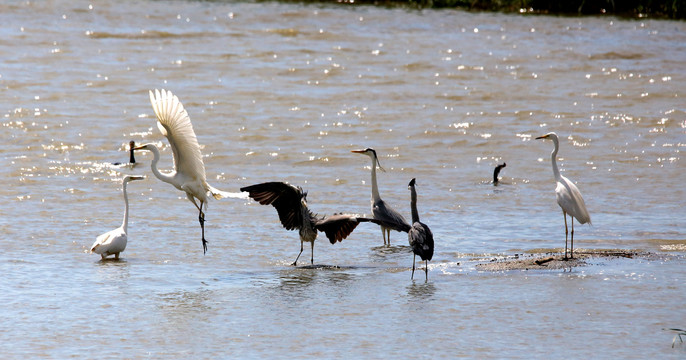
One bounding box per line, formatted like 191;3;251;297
475;249;661;271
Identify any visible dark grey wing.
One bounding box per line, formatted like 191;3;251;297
314;214;370;244
373;198;410;231
408;222;434;261
240;182;303;230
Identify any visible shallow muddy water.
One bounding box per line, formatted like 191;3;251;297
1;0;685;358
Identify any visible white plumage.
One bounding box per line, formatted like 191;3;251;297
134;89;244;254
91;175;144;260
537;132;591;259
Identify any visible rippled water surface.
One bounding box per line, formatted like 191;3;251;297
1;0;685;358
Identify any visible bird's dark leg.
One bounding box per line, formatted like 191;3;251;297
198;202;207;255
411;254;416;280
570;217;575;259
387;228;391;246
563;211;569;260
310;242;314;265
381;227;387;246
292;240;304;266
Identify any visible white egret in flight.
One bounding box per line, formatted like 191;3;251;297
241;181;381;266
134;89;244;254
536;132;591;259
407;178;434;281
351;148;410;245
91;175;145;260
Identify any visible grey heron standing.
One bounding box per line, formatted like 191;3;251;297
91;175;145;260
407;178;434;281
351;148;410;245
241;181;380;266
536;132;591;259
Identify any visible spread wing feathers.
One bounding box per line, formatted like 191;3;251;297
409;222;434;261
240;182;304;230
314;214;373;244
373;199;411;232
149;89;206;181
556;176;591;225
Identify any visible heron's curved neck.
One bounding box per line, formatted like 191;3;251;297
410;185;419;223
370;156;381;202
122;181;130;232
550;137;561;181
147;145;175;185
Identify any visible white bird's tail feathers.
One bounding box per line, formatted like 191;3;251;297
209;185;249;200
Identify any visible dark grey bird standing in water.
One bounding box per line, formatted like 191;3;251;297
493;162;506;185
351;148;410;246
407;178;434;281
113;140;137;166
240;182;381;266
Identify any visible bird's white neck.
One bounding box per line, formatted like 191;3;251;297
410;185;419;223
550;136;561;181
370;155;381;202
147;144;176;185
121;181;130;232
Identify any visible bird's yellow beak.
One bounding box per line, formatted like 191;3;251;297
350;149;366;154
133;145;147;150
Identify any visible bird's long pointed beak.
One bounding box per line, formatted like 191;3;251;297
132;145;147;150
350;149;365;154
535;135;547;140
130;175;146;181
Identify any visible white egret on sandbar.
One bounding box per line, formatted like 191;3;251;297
351;148;410;245
91;175;145;260
241;181;381;266
134;89;245;254
536;132;591;259
407;178;434;281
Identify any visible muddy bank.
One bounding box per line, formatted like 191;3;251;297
475;249;662;271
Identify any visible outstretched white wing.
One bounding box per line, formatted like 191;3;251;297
149;89;206;182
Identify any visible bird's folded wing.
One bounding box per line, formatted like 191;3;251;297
240;182;303;230
149;89;206;181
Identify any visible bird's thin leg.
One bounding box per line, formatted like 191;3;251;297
292;240;304;266
425;259;428;282
563;211;569;260
198;202;207;255
411;254;416;280
386;228;391;246
570;216;575;259
381;227;387;245
310;242;314;265
115;253;119;260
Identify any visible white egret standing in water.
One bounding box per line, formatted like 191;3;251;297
536;132;591;259
134;89;244;254
407;178;434;281
351;148;410;245
91;175;145;260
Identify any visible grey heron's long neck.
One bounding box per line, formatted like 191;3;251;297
370;156;381;202
148;145;175;185
550;137;561;181
410;185;419;223
121;181;130;232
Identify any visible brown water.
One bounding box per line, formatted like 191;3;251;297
1;1;685;358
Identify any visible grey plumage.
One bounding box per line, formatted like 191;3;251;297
240;181;379;265
408;178;434;281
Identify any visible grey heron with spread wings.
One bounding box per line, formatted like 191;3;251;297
240;181;380;266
